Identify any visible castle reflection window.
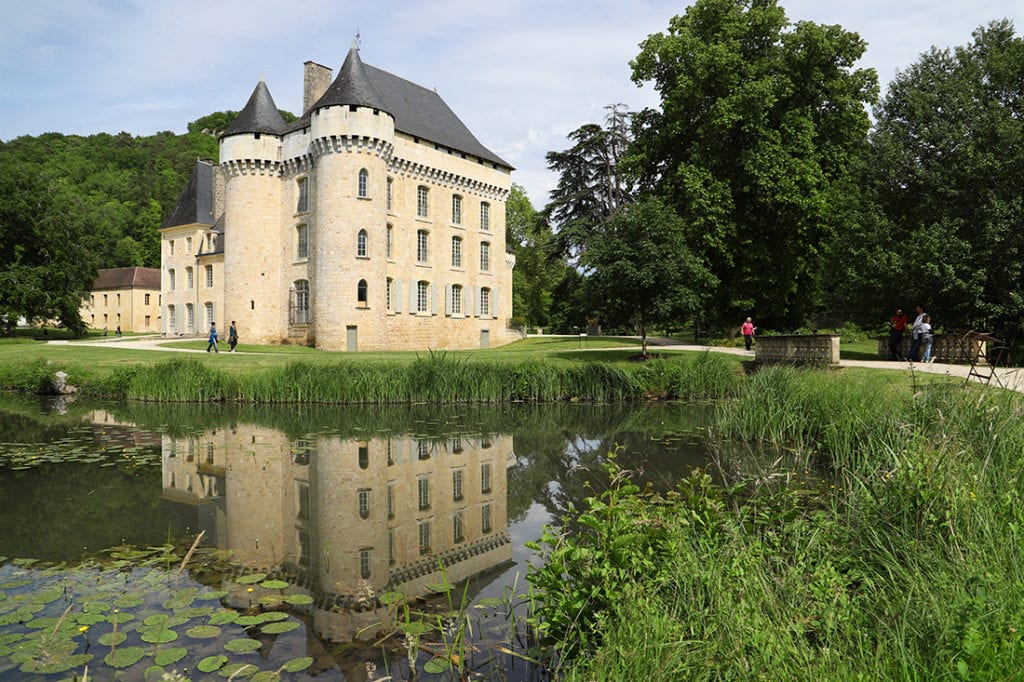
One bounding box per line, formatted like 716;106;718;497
482;503;492;534
297;482;310;520
453;512;465;544
481;462;492;494
359;548;371;579
358;489;370;519
418;477;430;510
452;468;464;501
419;521;431;555
387;484;394;519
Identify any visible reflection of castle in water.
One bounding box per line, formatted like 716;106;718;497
160;425;512;636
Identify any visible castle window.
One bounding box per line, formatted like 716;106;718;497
358;489;370;519
417;281;429;313
479;287;491;317
452;468;464;501
204;302;214;328
103;294;108;306
169;240;175;256
481;462;492;494
418;477;430;510
480;202;490;231
205;265;213;288
186;267;194;290
386;224;393;258
168;269;175;291
480;242;491;272
357;229;368;257
451;194;462;225
482;503;492;534
450;284;463;315
145;294;151;305
297;178;309;213
168;305;176;331
185;303;195;333
453;512;465;544
451;236;462;267
359;548;371;579
358;169;369;198
358;443;369;468
417;230;429;263
291;280;310;324
386;178;393;211
417;185;429;218
357;279;368;305
387;484;394;519
386;278;393;311
186;237;192;253
419;521;431;555
296;224;308;260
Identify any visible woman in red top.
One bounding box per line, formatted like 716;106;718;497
888;308;908;360
741;317;755;351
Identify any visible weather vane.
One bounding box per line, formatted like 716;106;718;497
354;31;361;50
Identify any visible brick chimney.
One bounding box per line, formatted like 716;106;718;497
303;61;333;115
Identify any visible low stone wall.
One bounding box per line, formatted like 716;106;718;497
756;334;840;367
876;335;984;363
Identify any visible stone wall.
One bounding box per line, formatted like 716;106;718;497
755;334;840;367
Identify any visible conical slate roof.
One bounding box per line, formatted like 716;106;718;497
311;45;390;114
160;160;214;229
221;80;288;137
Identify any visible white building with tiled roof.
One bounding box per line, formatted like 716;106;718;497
160;46;516;351
81;267;162;333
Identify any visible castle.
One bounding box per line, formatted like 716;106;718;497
160;45;516;351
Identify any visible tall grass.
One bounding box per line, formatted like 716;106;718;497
539;370;1024;680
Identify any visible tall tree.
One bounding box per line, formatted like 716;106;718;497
507;184;566;330
630;0;877;330
859;20;1024;340
581;197;715;355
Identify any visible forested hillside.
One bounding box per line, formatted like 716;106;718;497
0;111;292;334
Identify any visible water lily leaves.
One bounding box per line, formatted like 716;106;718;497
209;610;239;625
143;613;188;629
175;605;214;619
258;596;284;608
186;624;222;639
140;628;178;644
104;645;146;668
400;621;434;635
162;586;200;610
82;601;112;613
77;613;108;626
224;637;263;653
424;656;454;673
260;611;289;622
198;654;228;672
98;631;128;647
113;594;144;609
31;585;64;604
20;652;92;674
260;620;300;635
219;662;259;678
196;589;229;601
426;581;453;594
282;656;313;672
260;579;289;590
282;594;314;606
251;672;281;682
236;573;267;585
153;646;189;666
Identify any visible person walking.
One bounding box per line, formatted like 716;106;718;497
888;308;908;360
207;322;219;353
907;305;927;361
228;321;239;352
919;315;935;363
741;317;756;351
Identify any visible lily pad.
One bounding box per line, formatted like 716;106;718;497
98;631;128;647
196;590;229;601
154;647;189;666
224;638;263;654
282;594;314;606
198;654;228;673
219;662;259;678
209;610;239;625
260;579;289;590
251;672;281;682
236;573;267;585
186;624;222;639
140;628;179;644
282;656;313;673
261;620;300;635
105;645;146;668
400;620;434;635
425;656;454;673
20;652;93;674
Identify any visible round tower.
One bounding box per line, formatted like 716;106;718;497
308;46;395;351
219;81;288;345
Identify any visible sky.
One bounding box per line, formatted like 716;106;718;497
2;0;1023;209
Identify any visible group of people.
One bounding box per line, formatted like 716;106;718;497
207;321;239;353
888;305;934;362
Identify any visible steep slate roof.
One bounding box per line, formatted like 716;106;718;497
290;48;511;169
160;161;214;230
221;80;288;137
92;267;161;291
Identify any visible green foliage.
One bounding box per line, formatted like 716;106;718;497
629;0;878;329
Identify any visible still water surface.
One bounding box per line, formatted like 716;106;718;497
0;397;778;680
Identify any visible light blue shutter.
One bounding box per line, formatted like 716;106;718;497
445;284;452;316
394;280;402;313
409;278;416;313
431;283;438;315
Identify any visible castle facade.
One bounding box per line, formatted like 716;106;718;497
160;46;516;351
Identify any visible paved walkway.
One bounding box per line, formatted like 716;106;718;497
46;335;1024;392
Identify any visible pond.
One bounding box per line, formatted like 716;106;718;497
0;396;794;680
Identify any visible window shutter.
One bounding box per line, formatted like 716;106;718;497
445;284;452;316
468;287;475;317
476;287;483;317
431;283;438;315
394;280;402;313
409;278;416;312
491;291;498;319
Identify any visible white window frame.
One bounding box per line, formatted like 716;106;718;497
451;236;462;267
296;224;308;260
417;185;429;218
417;281;429;313
205;265;213;288
417;229;429;263
480;202;490;231
480;242;491;272
358;169;368;198
297;177;309;213
480;287;491;317
357;229;368;258
451;194;462;225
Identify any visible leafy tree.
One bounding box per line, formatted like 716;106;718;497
629;0;877;330
581;197;715;355
544;104;636;262
853;20;1024;340
508;184;570;330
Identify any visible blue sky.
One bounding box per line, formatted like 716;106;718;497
2;0;1022;208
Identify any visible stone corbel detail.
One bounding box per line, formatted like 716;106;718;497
224;159;283;178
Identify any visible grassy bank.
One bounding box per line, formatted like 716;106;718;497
0;340;746;403
528;367;1024;679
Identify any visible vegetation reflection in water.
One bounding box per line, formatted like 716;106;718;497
0;396;800;680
